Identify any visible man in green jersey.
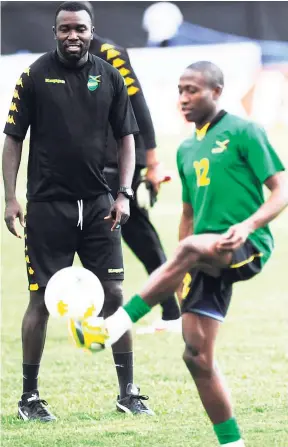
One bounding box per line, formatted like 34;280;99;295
82;61;288;446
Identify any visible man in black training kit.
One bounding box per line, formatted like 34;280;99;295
2;1;154;421
88;5;181;332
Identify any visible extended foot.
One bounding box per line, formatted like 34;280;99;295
116;383;155;416
18;390;57;422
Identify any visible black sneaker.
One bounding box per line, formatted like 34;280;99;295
18;390;57;422
116;383;155;416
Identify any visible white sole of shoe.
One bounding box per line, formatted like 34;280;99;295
116;401;133;414
18;408;29;421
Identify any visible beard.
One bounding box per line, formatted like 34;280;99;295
57;41;90;62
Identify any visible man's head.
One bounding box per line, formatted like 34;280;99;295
178;61;224;125
53;1;94;61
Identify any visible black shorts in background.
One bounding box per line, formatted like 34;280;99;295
24;194;124;291
181;239;262;322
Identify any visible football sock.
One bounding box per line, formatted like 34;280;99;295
123;295;152;323
113;351;133;399
161;295;180;320
23;363;40;394
105;296;151;347
214;417;243;445
105;308;133;347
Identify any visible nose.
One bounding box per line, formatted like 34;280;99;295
68;29;79;40
179;91;189;105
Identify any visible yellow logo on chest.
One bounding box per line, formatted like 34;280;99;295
211;139;230;153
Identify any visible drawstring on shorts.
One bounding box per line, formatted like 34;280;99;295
77;200;83;230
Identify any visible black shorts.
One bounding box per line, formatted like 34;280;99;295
24;194;124;291
181;240;262;322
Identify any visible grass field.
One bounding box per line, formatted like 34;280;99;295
1;129;288;447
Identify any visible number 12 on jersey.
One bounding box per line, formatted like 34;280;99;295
193;158;210;187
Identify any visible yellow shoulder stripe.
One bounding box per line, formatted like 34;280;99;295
127;86;140;96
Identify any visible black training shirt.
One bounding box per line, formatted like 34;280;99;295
4;51;139;201
90;35;156;168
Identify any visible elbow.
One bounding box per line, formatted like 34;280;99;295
272;172;288;209
283;187;288;208
281;176;288;207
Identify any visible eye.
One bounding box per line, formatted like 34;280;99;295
77;26;87;33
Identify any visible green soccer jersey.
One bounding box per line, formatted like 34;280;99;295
176;112;285;265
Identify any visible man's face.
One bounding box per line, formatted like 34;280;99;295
178;69;221;124
54;10;93;61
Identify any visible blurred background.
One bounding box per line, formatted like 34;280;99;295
1;1;288;136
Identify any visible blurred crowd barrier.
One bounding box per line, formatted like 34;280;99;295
1;42;288;142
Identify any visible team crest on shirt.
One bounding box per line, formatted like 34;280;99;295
211;139;230;154
87;75;101;91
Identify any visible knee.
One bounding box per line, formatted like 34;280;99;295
101;280;123;317
176;237;200;264
182;342;214;379
28;289;49;318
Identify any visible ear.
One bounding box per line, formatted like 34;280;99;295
213;85;223;100
91;26;95;40
52;26;57;40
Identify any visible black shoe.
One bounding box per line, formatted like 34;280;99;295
18;390;57;422
116;383;155;416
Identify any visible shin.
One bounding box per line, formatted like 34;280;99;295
22;289;49;365
182;313;232;425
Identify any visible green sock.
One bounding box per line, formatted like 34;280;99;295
123;295;151;323
214;417;241;445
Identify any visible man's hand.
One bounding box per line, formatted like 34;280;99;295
104;194;130;231
4;198;25;238
216;221;254;251
146;162;165;194
146;162;171;195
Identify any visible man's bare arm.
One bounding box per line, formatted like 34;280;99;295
105;134;135;231
247;171;288;231
218;171;288;250
2;135;25;237
2;135;23;201
179;202;194;241
117;134;135;188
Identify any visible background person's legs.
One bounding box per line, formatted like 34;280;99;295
122;201;181;324
104;168;180;327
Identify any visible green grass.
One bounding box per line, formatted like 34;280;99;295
1;128;288;446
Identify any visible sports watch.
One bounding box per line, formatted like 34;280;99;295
117;186;134;200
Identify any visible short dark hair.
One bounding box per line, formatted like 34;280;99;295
55;1;94;23
187;61;224;89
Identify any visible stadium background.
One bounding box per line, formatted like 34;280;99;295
1;2;288;446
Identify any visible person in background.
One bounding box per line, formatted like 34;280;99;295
88;3;181;333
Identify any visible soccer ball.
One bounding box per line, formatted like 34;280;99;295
44;266;104;320
68;316;108;353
